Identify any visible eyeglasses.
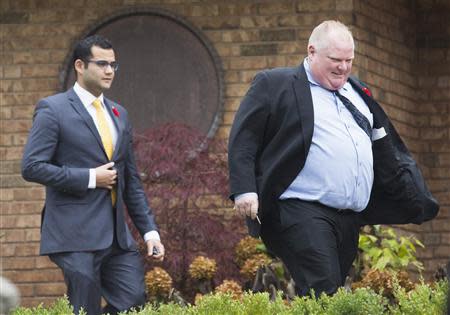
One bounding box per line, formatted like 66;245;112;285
86;60;119;71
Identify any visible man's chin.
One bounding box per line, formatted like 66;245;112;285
328;80;346;90
101;83;112;90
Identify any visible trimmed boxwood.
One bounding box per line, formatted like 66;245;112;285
12;280;448;315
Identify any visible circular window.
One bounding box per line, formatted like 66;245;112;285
62;9;223;137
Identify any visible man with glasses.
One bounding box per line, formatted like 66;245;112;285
22;35;164;314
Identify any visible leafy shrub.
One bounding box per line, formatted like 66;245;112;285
240;292;289;315
389;280;448;315
14;280;448;314
324;287;388;315
145;267;173;302
12;296;85;315
191;293;242;315
354;225;424;284
352;269;415;302
289;294;324;315
214;280;243;300
130;123;246;299
234;236;265;267
188;256;217;281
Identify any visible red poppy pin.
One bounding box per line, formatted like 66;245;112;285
362;87;372;97
112;106;120;117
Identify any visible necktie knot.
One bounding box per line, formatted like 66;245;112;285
92;99;102;110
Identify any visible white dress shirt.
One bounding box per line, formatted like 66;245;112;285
73;83;160;241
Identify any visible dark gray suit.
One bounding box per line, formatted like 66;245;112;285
22;88;157;314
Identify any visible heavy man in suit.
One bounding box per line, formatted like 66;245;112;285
22;35;164;314
228;20;439;296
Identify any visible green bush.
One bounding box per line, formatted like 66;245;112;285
12;280;449;315
323;288;387;315
288;288;388;315
240;292;289;315
357;226;424;275
290;295;324;315
189;293;242;315
389;280;448;315
12;296;85;315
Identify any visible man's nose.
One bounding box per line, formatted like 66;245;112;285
337;61;348;72
104;65;114;73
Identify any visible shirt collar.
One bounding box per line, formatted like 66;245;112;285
73;82;105;109
303;58;351;93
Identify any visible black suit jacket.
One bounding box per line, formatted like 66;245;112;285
22;88;158;254
228;63;439;236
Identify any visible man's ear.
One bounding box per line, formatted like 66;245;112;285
307;45;315;57
74;59;85;76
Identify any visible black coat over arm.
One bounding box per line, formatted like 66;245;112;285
228;63;439;236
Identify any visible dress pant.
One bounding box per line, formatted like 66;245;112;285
49;238;146;315
260;199;361;297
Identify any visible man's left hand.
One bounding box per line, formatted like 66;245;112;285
146;239;165;262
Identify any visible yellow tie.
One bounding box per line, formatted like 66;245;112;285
92;99;116;205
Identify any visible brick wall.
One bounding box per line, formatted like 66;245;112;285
414;0;450;275
1;0;448;307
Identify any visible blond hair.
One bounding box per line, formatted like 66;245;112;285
308;20;354;52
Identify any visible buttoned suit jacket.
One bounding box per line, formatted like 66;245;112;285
22;88;157;255
228;63;439;236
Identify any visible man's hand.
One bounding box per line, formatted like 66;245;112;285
234;193;259;220
95;162;117;189
146;239;165;262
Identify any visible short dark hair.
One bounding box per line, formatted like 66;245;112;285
72;34;113;71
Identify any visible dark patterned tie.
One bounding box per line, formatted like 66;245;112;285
334;91;372;139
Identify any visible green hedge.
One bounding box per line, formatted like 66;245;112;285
13;281;448;315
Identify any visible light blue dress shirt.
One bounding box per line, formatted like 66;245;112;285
279;60;374;211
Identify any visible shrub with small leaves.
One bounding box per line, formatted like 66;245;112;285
325;287;388;315
240;253;272;279
241;291;289;315
188;256;217;280
352;269;415;300
215;280;243;300
235;236;264;267
193;292;242;315
389;280;448;315
11;296;85;315
145;267;173;298
12;279;448;315
290;294;324;315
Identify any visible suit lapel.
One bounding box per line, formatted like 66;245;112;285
292;63;314;157
348;77;389;130
104;98;124;159
67;88;108;158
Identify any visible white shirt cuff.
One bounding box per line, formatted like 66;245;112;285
235;192;258;201
88;169;96;189
144;230;160;242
